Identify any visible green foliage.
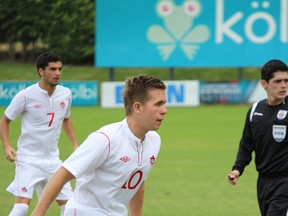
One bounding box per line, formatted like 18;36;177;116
43;0;95;63
0;0;94;63
0;0;49;58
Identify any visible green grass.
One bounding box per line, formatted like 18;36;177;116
0;105;259;215
0;61;260;82
0;62;260;215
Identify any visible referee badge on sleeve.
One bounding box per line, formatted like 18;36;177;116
273;125;286;142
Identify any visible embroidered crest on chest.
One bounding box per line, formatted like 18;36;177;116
277;110;287;120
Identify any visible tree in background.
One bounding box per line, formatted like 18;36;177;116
43;0;95;64
0;0;94;64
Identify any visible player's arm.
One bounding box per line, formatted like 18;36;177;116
62;118;79;150
31;166;75;216
0;115;16;162
227;110;254;186
129;182;145;216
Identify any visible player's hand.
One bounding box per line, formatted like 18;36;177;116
227;170;240;185
4;146;16;162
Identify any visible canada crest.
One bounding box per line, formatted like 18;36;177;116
150;155;156;166
60;101;66;109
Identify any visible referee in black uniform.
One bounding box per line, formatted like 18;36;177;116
228;59;288;216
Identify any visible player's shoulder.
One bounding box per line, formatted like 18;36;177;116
53;85;71;98
145;131;161;153
146;131;161;142
284;95;288;104
96;120;137;140
23;82;37;91
86;122;123;145
97;121;123;134
248;98;266;112
147;130;160;138
56;84;71;93
19;83;38;96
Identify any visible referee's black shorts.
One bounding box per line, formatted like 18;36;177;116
257;175;288;216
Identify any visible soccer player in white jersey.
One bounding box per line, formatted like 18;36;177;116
0;52;79;216
31;75;167;216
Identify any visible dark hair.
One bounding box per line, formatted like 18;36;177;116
261;59;288;82
123;75;166;115
36;52;62;76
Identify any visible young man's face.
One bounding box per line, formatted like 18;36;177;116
140;89;167;131
261;71;288;105
39;61;63;87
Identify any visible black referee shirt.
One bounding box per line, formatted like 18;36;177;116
233;96;288;177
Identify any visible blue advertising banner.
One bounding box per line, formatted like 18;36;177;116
199;81;263;103
0;82;34;106
96;0;288;67
62;81;99;106
0;82;98;106
101;80;200;107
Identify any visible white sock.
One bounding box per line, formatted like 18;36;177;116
9;203;29;216
60;205;66;216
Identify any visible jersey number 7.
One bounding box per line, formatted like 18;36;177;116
47;112;55;127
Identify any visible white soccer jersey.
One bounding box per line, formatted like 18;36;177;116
62;119;161;216
5;83;72;158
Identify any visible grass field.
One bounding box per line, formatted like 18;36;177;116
0;105;259;215
0;61;260;82
0;61;261;215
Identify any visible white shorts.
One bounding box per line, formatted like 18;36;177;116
64;197;112;216
7;155;73;200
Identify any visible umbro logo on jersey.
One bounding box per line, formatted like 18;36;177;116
120;156;131;162
33;104;41;109
253;112;263;116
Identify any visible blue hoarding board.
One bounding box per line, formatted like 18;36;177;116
96;0;288;67
101;80;200;107
62;81;98;106
0;82;98;106
0;82;35;106
199;81;260;103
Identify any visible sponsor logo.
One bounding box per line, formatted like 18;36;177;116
253;112;263;116
147;0;210;60
120;156;131;162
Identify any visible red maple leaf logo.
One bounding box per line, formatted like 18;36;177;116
60;101;65;109
21;187;27;193
150;155;156;166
